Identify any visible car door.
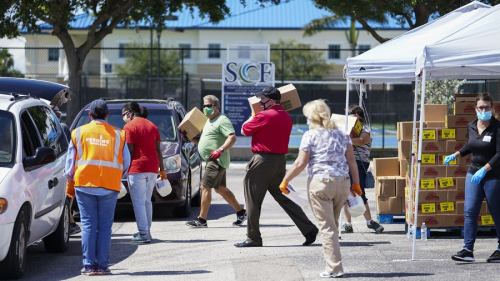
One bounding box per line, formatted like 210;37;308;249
22;106;65;243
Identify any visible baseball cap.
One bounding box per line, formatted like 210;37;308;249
255;87;281;100
89;99;109;115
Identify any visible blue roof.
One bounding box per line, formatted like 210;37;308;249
39;0;409;31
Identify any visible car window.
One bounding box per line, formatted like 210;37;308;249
20;111;40;158
0;111;15;165
75;108;177;141
27;106;68;156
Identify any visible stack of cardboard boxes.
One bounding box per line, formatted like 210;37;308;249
372;157;405;215
392;95;494;229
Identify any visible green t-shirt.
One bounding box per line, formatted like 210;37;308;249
198;114;235;169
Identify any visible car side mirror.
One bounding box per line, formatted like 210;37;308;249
23;147;57;170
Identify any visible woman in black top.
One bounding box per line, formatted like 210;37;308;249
444;93;500;263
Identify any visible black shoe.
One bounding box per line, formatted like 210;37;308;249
487;250;500;263
233;210;247;226
186;217;207;228
234;241;262;247
303;227;319;246
69;222;81;235
451;249;475;262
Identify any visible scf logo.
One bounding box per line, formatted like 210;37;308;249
224;62;274;84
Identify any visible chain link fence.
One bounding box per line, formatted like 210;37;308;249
2;47;500;154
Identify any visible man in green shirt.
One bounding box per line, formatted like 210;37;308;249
186;95;247;228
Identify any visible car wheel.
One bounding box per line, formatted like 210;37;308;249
173;172;192;218
0;207;28;279
43;198;70;253
191;168;202;207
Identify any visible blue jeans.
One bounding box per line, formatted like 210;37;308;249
128;172;157;237
75;189;118;267
463;173;500;251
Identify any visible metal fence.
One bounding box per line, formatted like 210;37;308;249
2;47;500;153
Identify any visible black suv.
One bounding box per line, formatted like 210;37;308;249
70;99;202;218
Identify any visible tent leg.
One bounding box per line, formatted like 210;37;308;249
339;79;351;239
412;69;427;261
407;77;420;238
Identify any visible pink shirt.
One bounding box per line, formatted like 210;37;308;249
242;105;292;154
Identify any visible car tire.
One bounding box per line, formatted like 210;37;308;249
173;172;192;218
0;206;29;279
43;198;70;253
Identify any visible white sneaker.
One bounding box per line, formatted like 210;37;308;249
320;271;344;278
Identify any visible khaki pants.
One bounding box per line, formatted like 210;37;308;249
244;152;316;244
308;175;350;274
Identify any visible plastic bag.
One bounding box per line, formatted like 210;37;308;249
156;178;172;197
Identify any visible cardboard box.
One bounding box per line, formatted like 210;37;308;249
414;166;447;178
398;140;412;160
399;159;408;179
436;177;456;190
376;176;396;197
424;121;446;128
330;113;363;138
437;128;456;141
478;215;495;226
456;177;466;190
277;84;302;111
178;107;208;140
447;214;465;227
398;122;414;141
455;94;477;102
417;141;447;153
446;166;468;177
409;214;448;227
456;201;464;214
424;104;447;122
419;153;437;165
494;103;500;113
447;190;466;201
446;140;467;153
248;84;302;114
415;190;448;203
373;157;399;177
416;128;437;140
395;176;406;198
446;115;476;128
458;154;471;166
376;196;403;214
437;201;457;214
455;127;468;141
454;102;477;115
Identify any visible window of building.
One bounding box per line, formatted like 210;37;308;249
238;46;251;59
48;48;59;61
179;44;191;59
119;43;129;58
328;44;341;59
358;45;371;55
208;44;221;59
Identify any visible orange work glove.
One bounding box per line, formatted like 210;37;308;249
351;183;362;196
160;170;168;180
279;180;290;195
66;178;76;198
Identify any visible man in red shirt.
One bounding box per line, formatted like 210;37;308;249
234;87;318;247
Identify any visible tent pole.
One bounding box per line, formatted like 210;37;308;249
412;69;427;260
338;78;351;239
407;77;420;238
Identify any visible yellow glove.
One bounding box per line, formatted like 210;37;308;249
160;170;168;180
351;183;362;196
66;178;75;198
279;180;290;195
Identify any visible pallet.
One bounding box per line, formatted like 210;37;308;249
407;225;497;239
377;213;406;224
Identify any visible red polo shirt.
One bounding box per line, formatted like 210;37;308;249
242;105;292;154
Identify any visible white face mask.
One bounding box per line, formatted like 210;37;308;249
122;112;130;123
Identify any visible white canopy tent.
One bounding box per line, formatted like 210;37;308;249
342;1;500;260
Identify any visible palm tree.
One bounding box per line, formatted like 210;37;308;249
0;49;23;77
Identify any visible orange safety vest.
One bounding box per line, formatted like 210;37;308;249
71;121;126;192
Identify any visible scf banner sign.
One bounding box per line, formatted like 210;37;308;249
223;62;274;93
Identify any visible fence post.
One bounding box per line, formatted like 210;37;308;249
382;83;386;149
181;48;184;102
281;48;284;84
184;73;189;108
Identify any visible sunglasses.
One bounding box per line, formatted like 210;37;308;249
203;104;214;108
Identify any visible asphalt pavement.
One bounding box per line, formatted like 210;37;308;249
16;162;500;280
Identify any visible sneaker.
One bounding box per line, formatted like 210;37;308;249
320;271;344;278
81;266;95;276
133;232;153;240
342;223;353;233
94;266;111;275
367;220;384;233
186;217;208;228
487;250;500;263
451;249;475;262
233;210;247;226
69;222;81;235
131;235;151;243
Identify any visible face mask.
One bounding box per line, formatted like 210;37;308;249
306;119;311;126
477;111;492;121
122;112;130;123
259;99;272;111
204;107;214;116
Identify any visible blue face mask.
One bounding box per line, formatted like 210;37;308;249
477;111;492;121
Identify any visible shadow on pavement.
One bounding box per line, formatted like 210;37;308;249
114;270;211;276
346;272;434;278
160;239;226;243
340;241;391;246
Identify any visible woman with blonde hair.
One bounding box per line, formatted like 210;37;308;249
279;99;361;278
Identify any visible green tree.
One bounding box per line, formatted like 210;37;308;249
0;49;23;77
309;0;500;43
0;0;281;124
271;39;331;81
115;41;181;86
419;79;466;114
